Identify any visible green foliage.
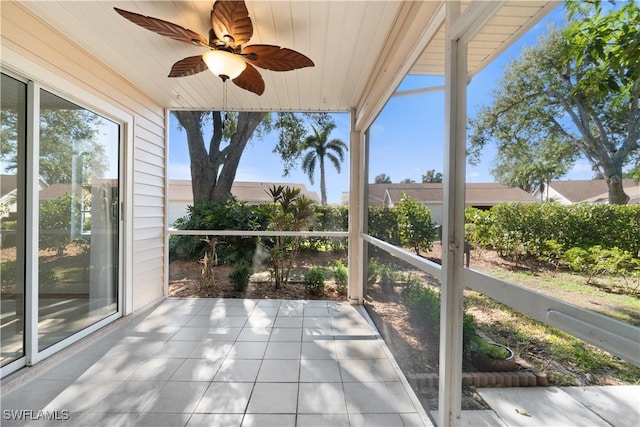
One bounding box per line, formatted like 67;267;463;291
421;169;443;183
402;276;478;352
272;113;333;177
39;193;81;255
169;198;268;263
367;258;381;285
466;203;640;260
332;261;348;296
229;262;252;292
300;121;348;205
468;2;640;204
304;267;325;296
265;185;316;288
462;313;478;354
379;264;398;294
564;1;640;102
465;208;495;250
367;207;400;245
465;202;640;295
402;277;440;334
374;173;392;184
394;193;436;256
307;204;348;253
469;336;511;359
563;246;640;293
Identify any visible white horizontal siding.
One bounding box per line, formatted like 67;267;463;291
1;3;167;312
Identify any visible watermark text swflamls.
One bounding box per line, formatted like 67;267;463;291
3;410;70;421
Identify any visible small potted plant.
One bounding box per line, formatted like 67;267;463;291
469;335;516;372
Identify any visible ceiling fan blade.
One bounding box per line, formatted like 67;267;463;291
210;0;253;47
243;45;314;71
232;63;265;96
168;56;208;78
114;7;208;47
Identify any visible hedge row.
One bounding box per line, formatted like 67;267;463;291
170;198;436;262
465;203;640;259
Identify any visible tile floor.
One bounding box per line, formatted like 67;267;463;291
1;299;432;427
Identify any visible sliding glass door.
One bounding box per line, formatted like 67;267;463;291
0;74;27;367
1;73;122;372
37;90;120;351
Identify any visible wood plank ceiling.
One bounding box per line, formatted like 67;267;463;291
18;1;557;113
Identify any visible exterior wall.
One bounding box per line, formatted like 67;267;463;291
1;3;166;312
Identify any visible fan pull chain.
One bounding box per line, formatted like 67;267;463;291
223;82;228;111
221;83;228;130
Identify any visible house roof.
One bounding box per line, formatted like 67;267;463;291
17;1;556;118
169;180;320;204
547;179;639;203
383;182;537;206
38;180;118;200
581;184;640;205
1;175;17;198
348;182;537;206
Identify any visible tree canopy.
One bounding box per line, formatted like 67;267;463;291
422;169;443;183
374;173;392;184
1;107;106;185
173;111;332;204
469;1;639;204
301;122;348;205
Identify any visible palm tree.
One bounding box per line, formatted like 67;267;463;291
301;123;348;205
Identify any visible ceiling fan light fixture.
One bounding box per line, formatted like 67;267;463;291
202;50;246;81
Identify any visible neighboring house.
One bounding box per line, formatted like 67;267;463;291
168;180;321;226
383;183;537;225
0;175;48;220
343;183;537;225
532;179;639;204
341;183;396;207
0;174;18;220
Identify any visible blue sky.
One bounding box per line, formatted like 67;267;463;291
169;3;592;204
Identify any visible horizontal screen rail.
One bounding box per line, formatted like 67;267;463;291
463;268;640;367
361;233;442;280
167;228;348;238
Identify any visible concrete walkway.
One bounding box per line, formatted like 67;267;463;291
474;385;640;427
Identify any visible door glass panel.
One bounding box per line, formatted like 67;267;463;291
38;90;119;351
1;74;27;366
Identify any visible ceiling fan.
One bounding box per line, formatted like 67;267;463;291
114;0;314;96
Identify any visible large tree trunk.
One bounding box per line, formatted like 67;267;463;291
596;156;629;205
211;112;266;202
173;111;266;204
606;175;630;205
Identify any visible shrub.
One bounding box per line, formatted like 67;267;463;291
169;197;268;263
563;245;640;293
367;258;381;285
403;277;477;350
229;262;252;292
265;185;316;288
402;278;440;333
465;203;640;258
332;261;348;296
304;267;325;296
379;264;397;294
39;193;81;255
394;193;436;256
368;207;400;245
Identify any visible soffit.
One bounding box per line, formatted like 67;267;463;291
17;1;556;112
